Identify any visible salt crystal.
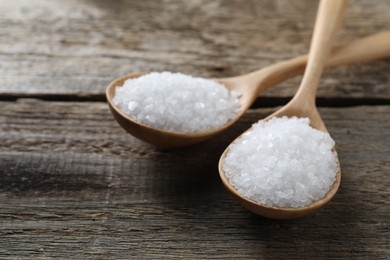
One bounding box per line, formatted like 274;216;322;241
222;116;338;208
127;101;138;111
113;72;240;132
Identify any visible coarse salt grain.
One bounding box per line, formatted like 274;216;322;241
113;72;240;133
222;117;338;208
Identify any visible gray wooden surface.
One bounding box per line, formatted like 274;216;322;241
0;0;389;99
0;0;389;259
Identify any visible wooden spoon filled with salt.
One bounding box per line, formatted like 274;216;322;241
107;30;389;148
219;0;348;219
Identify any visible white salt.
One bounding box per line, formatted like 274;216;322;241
222;117;338;208
113;72;240;132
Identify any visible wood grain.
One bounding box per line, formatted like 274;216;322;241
1;0;389;258
0;99;389;258
0;0;389;99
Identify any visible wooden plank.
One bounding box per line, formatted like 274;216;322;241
0;99;389;258
0;0;389;99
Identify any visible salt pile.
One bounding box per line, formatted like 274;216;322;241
113;72;240;133
222;117;338;208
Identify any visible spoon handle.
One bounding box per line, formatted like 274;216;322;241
255;31;390;92
294;0;348;102
327;31;390;66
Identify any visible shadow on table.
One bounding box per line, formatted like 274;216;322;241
142;111;261;207
143;141;371;258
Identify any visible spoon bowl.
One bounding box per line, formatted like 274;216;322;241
106;31;390;148
219;102;341;219
106;73;247;147
219;159;341;219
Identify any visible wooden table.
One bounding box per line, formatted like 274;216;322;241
1;0;389;258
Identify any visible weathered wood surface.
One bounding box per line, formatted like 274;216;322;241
0;0;389;99
0;100;389;258
1;0;389;258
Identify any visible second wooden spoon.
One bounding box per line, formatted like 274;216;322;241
107;31;390;147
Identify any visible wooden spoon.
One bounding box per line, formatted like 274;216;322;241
106;30;390;148
219;0;348;219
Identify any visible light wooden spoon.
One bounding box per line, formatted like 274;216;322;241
106;30;390;148
219;0;348;219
